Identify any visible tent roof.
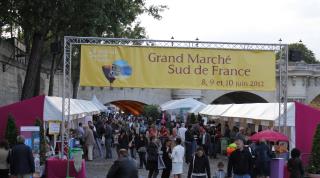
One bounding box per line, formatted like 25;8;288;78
91;95;108;111
199;104;233;116
200;103;295;126
160;98;206;111
43;96;101;121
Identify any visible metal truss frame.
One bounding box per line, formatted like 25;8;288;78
62;36;288;156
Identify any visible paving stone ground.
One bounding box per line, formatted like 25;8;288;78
86;145;228;178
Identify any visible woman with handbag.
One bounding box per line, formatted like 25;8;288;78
161;139;172;178
136;134;148;169
147;136;159;178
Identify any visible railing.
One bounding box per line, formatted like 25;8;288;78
276;61;320;72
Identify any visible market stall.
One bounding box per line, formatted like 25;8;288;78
199;102;320;163
0;95;103;139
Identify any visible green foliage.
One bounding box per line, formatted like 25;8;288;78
276;43;318;64
308;124;320;174
5;114;18;147
142;105;160;123
289;43;318;64
1;0;167;99
35;119;46;165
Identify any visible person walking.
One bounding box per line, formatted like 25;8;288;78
287;148;304;178
105;121;113;159
136;134;148;169
118;131;129;154
10;135;35;178
106;149;138;178
147;136;159;178
185;125;194;164
177;123;187;143
200;129;211;156
129;129;137;159
254;139;272;178
187;146;211;178
89;124;103;158
227;139;253;178
161;139;172;178
171;138;185;178
84;126;95;161
0;140;10;178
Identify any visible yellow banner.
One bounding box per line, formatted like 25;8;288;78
80;45;275;91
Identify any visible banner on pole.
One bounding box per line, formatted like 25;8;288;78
80;45;275;91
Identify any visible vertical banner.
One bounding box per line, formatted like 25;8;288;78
80;45;275;91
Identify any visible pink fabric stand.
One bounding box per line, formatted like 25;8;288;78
295;102;320;165
0;95;45;139
46;157;86;178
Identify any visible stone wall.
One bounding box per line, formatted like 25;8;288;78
0;39;62;106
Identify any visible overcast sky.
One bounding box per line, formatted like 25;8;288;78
139;0;320;59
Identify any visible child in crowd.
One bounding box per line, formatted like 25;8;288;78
214;162;226;178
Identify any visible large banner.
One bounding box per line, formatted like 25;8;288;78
80;45;275;91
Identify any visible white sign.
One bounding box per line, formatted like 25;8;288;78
20;126;40;132
49;122;60;134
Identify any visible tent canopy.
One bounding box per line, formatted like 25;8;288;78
200;103;295;126
43;96;101;121
91;95;108;112
200;104;233;117
161;98;206;112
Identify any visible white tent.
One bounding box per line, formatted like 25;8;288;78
43;96;101;121
187;104;207;114
199;103;296;148
91;95;108;112
200;104;233;117
160;98;207;112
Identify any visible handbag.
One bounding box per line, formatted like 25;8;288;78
157;155;166;170
138;146;146;153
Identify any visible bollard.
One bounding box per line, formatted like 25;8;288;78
270;158;285;178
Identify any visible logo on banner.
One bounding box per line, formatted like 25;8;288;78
102;59;132;86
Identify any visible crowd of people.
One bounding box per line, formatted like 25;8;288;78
0;113;304;178
71;113;304;178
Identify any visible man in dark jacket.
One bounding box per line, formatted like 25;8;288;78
105;122;113;159
107;149;138;178
200;129;211;155
10;135;35;177
227;139;252;178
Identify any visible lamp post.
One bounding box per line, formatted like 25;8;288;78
278;38;282;133
171;36;174;46
195;37;199;47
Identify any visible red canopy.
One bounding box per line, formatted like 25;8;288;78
250;130;289;142
0;95;45;139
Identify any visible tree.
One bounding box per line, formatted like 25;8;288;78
277;43;318;64
1;0;166;100
142;105;160;124
35;119;46;165
308;124;320;174
289;43;318;64
5;114;18;147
